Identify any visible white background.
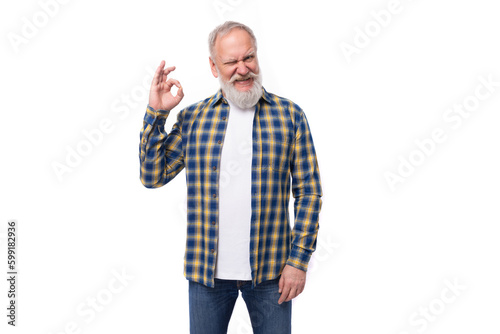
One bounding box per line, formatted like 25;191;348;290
1;0;499;333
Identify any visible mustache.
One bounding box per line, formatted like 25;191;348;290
229;72;259;83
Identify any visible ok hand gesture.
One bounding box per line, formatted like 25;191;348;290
149;60;184;111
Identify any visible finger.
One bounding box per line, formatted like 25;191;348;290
297;284;305;295
153;60;165;85
163;66;176;77
165;78;181;89
174;86;184;103
278;284;291;305
177;86;184;99
278;276;284;293
285;287;298;302
158;65;176;86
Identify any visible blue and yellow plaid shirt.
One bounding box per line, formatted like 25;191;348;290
139;87;322;288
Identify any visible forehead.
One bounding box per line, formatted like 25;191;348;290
215;28;255;59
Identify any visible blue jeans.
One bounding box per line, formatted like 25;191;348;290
189;277;292;334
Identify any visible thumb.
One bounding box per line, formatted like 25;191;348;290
177;85;184;99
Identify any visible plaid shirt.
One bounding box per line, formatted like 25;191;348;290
139;87;322;288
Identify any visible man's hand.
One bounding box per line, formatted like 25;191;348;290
149;60;184;111
278;264;306;304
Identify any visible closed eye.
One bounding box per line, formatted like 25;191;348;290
223;54;255;65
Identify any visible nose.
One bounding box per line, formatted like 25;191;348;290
235;61;249;76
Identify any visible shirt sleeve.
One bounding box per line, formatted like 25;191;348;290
139;105;185;188
286;109;323;271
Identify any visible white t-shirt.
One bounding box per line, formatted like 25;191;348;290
214;99;254;280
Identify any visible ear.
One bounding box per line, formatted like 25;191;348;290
209;57;219;78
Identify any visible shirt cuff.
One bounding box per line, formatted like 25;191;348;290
145;105;170;124
285;245;312;272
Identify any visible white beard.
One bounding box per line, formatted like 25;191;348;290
218;71;263;109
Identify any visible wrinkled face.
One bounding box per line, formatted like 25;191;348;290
210;28;260;92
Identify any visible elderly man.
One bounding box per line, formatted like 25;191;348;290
139;21;322;334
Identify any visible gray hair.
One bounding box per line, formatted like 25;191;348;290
208;21;257;60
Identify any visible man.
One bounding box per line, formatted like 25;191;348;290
139;21;322;334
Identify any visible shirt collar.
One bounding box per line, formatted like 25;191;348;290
210;86;272;107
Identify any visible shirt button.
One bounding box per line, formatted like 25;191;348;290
217;140;222;144
212;166;216;171
212;194;216;198
211;221;216;225
211;249;215;254
222;116;227;121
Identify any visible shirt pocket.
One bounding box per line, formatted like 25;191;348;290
265;134;293;173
